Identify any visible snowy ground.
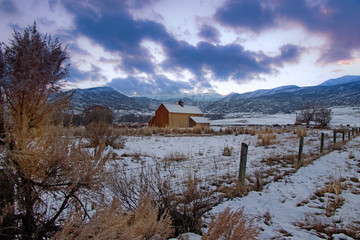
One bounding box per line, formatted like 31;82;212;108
209;137;360;239
107;108;359;239
211;107;360;127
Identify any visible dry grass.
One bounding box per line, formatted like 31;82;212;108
54;194;174;240
202;207;259;240
163;152;187;162
192;127;202;134
84;122;123;148
296;126;307;138
295;216;360;239
257;132;277;146
333;141;343;150
222;146;233;156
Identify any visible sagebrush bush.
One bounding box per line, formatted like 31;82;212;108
108;164;214;237
222;146;233;156
54;195;174;239
85;122;123;148
203;207;259;240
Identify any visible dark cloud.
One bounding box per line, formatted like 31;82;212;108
215;0;276;31
0;0;17;14
63;0;306;94
163;41;273;82
215;0;360;63
107;75;193;96
64;0;172;74
274;44;304;66
198;24;220;43
69;65;107;83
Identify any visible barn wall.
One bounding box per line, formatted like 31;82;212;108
169;113;203;128
149;104;169;127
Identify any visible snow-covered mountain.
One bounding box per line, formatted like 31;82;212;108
319;75;360;86
66;86;143;113
65;75;360;116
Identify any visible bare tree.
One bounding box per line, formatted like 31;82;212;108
315;107;332;127
0;23;109;239
83;105;114;126
296;104;317;126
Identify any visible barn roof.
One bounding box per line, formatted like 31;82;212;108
162;103;203;114
190;116;210;124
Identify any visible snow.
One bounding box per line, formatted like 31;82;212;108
163;103;203;114
190;116;210;124
210;107;360;127
107;108;360;239
209;138;360;239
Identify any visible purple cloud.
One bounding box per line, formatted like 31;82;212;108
198;24;220;43
215;0;360;63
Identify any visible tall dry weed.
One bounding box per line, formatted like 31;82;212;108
54;195;174;240
203;207;259;240
296;126;307;138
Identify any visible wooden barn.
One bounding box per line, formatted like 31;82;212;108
149;101;210;128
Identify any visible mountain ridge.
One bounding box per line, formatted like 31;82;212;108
66;75;360;116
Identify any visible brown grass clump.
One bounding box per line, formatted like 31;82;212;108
202;207;259;240
333;142;343;150
257;132;277;146
164;152;187;162
296;126;307;138
54;195;174;240
192;127;202;134
296;216;360;239
224;127;234;135
222;146;233;156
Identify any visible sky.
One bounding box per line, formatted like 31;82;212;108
1;0;360;97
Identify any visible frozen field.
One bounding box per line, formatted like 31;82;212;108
107;108;359;239
211;107;360;127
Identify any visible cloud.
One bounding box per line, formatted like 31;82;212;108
214;0;360;63
63;0;307;94
162;40;274;82
69;65;107;83
63;0;172;75
215;0;276;31
107;75;193;96
0;0;17;14
273;44;304;66
198;24;220;43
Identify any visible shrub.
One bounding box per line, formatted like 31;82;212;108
192;127;202;134
203;207;259;240
83;105;114;126
108;164;214;237
85;122;123;148
258;133;276;146
296;126;307;138
222;146;233;156
54;195;174;239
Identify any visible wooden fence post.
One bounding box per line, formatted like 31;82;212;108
238;143;248;188
352;128;355;137
333;130;337;143
320;132;324;154
298;136;304;167
348;129;351;140
342;130;345;142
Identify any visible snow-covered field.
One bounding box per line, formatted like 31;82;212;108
211;107;360;127
108;108;359;239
